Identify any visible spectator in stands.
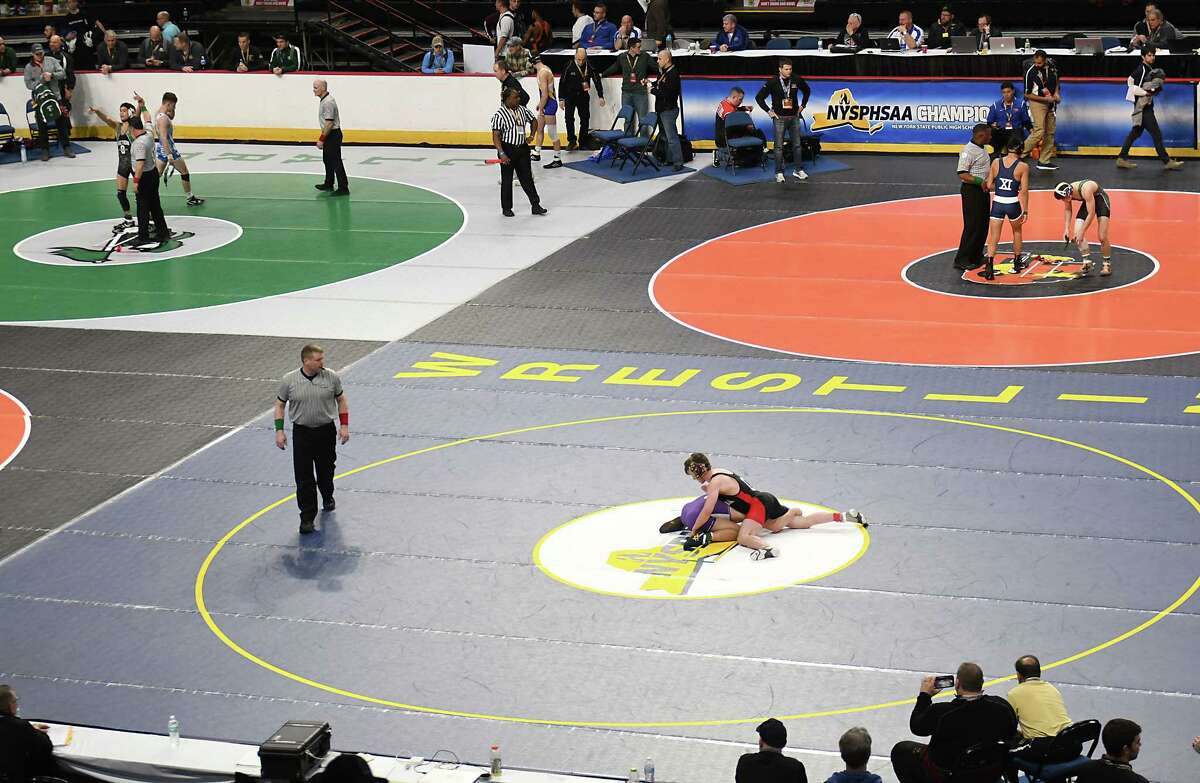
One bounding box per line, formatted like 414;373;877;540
524;8;552;55
157;11;181;47
96;30;129;74
615;15;643;51
0;37;17;77
1075;720;1147;783
141;26;168;68
1131;7;1178;47
504;37;534;77
559;46;604;149
270;33;300;75
602;36;654;132
890;662;1017;783
835;13;871;50
927;6;965;48
651;48;682;171
170;33;206;72
323;754;375;783
509;0;530;42
47;34;75;108
422;36;455;73
0;685;57;783
1021;50;1060;171
975;14;1000;50
756;57;809;182
826;727;882;783
644;0;671;51
1007;655;1078;762
60;0;104;68
581;3;618;50
231;32;265;72
887;10;924;51
24;44;72;161
735;719;806;783
493;0;516;55
493;59;530;106
986;81;1031;157
41;25;56;53
713;14;750;52
570;2;593;47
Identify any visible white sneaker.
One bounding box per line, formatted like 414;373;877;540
844;509;868;528
774;172;785;183
750;546;779;561
792;168;808;180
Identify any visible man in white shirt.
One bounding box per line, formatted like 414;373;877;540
571;1;593;47
888;10;924;50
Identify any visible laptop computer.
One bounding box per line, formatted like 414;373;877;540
1075;37;1105;54
990;36;1018;52
877;37;901;51
950;35;978;53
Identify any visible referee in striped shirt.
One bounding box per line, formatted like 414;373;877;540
492;86;547;217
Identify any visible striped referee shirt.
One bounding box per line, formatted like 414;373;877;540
491;104;537;146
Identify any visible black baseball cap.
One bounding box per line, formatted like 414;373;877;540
756;718;787;748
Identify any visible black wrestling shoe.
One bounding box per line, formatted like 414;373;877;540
981;257;995;281
186;195;205;206
749;545;778;561
682;532;712;551
659;516;684;534
1011;252;1030;273
543;159;563;169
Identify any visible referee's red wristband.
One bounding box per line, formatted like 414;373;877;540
339;412;349;426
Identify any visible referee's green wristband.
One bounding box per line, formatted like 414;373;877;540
274;418;284;431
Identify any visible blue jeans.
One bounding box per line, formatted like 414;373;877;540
658;107;681;166
622;90;649;134
772;114;803;174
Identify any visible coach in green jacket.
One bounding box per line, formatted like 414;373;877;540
602;37;656;133
270;33;300;75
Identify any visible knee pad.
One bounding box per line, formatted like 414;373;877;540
180;173;190;183
546;125;559;141
116;190;131;210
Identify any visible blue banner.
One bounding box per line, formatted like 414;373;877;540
681;77;1198;150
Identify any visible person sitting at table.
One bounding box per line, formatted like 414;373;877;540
976;14;1001;50
927;6;965;48
713;14;751;52
580;3;618;50
0;685;57;783
614;15;643;51
1131;7;1178;49
835;13;871;50
986;81;1031;158
887;10;924;51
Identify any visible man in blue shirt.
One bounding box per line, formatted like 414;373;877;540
580;2;617;50
986;81;1031;158
156;10;180;47
713;14;750;52
887;10;924;50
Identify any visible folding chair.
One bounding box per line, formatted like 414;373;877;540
795;36;820;50
766;37;792;49
722;111;765;173
613;111;659;174
946;740;1013;783
0;102;16;149
1012;720;1101;783
591;105;634;158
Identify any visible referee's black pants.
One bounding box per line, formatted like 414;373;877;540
954;182;989;269
1118;104;1170;162
322;128;349;191
292;422;336;522
500;141;541;212
135;167;169;241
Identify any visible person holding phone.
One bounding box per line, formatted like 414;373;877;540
890;663;1017;783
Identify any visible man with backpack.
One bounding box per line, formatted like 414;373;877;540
23;43;73;161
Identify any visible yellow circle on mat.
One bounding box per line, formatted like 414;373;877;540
532;497;869;600
195;408;1200;728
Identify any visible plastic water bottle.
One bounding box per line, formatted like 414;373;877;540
644;758;655;783
199;54;207;69
627;768;638;783
490;745;502;778
1024;38;1032;52
167;715;180;747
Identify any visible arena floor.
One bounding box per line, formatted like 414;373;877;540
1;143;1198;783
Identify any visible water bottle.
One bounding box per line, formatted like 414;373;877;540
644;758;655;783
489;745;502;778
200;54;207;69
167;715;180;747
627;768;638;783
664;33;673;50
1024;38;1031;52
